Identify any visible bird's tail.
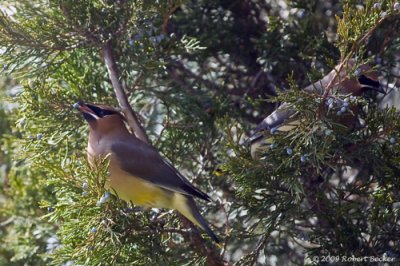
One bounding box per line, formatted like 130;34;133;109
173;193;219;243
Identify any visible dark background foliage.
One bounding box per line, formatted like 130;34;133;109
0;0;399;265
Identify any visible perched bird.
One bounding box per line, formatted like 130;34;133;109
250;59;385;158
76;101;219;242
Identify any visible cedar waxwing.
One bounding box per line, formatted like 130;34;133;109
76;102;219;242
250;59;385;158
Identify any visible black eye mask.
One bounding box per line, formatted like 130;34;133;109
86;104;118;117
358;74;385;94
358;74;380;89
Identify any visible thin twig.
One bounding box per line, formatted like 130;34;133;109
126;71;144;98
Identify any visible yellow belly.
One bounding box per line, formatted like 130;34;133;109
106;160;173;208
98;156;203;232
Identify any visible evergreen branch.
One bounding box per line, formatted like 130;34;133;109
58;3;100;46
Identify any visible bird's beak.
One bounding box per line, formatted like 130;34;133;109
74;101;99;121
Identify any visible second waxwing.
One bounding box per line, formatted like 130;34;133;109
250;59;385;158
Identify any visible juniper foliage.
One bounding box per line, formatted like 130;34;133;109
0;0;399;265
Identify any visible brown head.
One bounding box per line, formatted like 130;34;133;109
75;101;128;135
334;60;384;96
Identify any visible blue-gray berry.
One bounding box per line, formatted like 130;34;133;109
98;197;107;204
390;137;396;144
37;133;43;140
340;107;347;113
72;102;80;109
286;148;293;155
297;9;307;19
98;192;110;204
373;3;382;9
91;227;97;233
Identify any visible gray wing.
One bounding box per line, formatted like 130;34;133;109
249;102;297;142
249;69;334;140
111;135;211;201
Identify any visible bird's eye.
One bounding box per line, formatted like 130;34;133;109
100;109;117;117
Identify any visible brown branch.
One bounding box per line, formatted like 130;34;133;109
161;3;180;34
101;43;150;144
